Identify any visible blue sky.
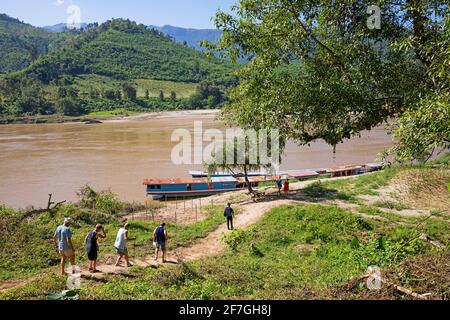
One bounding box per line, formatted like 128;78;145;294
0;0;237;28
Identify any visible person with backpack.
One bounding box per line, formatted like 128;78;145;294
85;224;106;273
224;203;235;230
153;223;168;263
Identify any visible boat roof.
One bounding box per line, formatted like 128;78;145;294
144;177;237;185
144;178;207;185
364;162;384;168
327;165;362;173
277;170;320;178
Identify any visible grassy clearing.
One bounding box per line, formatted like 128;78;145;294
1;161;448;300
0;201;225;283
4;201;447;300
389;168;450;211
68;75;198;100
135;79;197;99
320;168;400;197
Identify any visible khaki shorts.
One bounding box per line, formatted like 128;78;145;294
59;249;74;258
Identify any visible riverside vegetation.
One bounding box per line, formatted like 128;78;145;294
0;156;448;300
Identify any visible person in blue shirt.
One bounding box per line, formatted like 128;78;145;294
153;223;168;263
53;218;76;275
224;203;235;230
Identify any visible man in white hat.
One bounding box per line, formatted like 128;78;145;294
53;218;76;275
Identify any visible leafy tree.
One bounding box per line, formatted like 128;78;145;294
57;87;67;98
186;93;203;109
207;95;219;109
206;0;449;161
205;132;283;197
170;91;177;101
103;89;116;100
56;97;81;116
159;90;165;101
66;87;79;99
122;83;137;100
145;89;150;99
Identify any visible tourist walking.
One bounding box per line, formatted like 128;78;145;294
85;224;106;273
276;176;283;195
153;223;168;263
224;203;235;230
114;223;132;267
53;218;76;275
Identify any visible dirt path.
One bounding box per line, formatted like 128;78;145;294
2;173;421;291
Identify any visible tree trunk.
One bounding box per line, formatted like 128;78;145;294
243;165;255;196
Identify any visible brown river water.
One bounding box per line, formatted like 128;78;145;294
0;110;395;209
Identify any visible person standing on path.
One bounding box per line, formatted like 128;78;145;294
85;224;106;273
114;223;132;267
284;179;290;194
276;176;283;195
224;203;235;230
53;218;76;275
153;223;168;263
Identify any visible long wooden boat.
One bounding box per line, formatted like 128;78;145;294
144;163;385;199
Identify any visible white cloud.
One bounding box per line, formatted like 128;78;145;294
53;0;64;6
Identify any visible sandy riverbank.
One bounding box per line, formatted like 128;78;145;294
0;109;221;125
103;109;221;123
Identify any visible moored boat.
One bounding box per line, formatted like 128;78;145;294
145;163;385;200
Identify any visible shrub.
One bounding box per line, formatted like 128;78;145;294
222;229;252;253
95;191;124;215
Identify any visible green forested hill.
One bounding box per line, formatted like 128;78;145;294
17;19;235;83
0;14;68;73
0;19;238;119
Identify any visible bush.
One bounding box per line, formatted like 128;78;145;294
95;192;124;215
222;229;253;252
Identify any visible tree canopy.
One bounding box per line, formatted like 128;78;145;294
205;0;449;162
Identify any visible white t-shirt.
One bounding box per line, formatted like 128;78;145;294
114;228;127;250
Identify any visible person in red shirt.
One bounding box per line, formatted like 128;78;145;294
284;179;290;193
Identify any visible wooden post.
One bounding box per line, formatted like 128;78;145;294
199;198;202;215
195;205;198;221
183;197;186;214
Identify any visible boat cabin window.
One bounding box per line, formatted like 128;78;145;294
187;184;192;191
149;185;161;190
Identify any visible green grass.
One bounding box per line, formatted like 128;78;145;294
135;79;197;99
82;108;139;119
69;75;198;100
320;168;400;197
1;163;449;300
3;202;448;300
0;203;225;283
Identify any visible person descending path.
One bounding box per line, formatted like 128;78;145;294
153;223;168;263
114;223;132;267
276;176;283;195
224;203;235;230
85;224;106;273
53;218;76;275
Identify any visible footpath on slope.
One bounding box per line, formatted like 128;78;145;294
3;173;423;290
